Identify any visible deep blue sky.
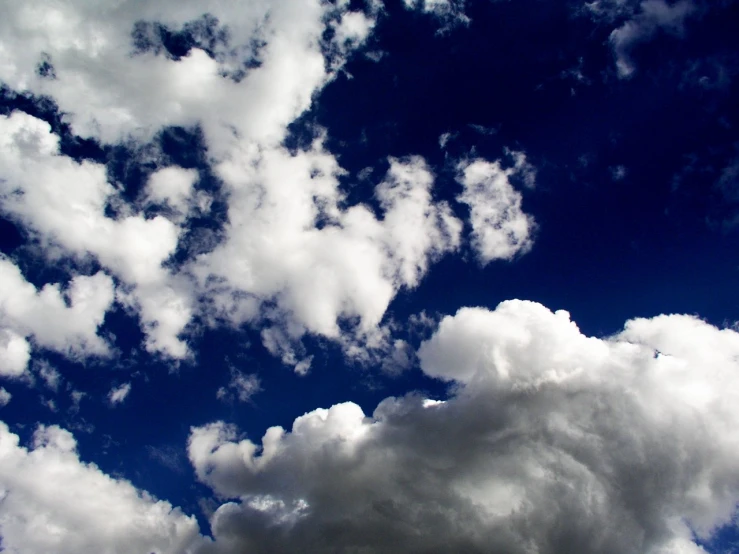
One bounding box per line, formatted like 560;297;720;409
0;0;737;552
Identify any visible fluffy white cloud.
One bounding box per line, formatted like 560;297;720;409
0;112;190;358
0;0;506;369
0;422;205;554
0;113;179;287
0;388;11;406
196;150;462;366
0;0;376;153
107;383;131;406
456;154;535;264
0;329;31;378
0;256;114;362
146;166;199;217
609;0;696;77
0;0;413;363
188;300;739;553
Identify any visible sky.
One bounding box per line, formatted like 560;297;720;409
0;0;738;552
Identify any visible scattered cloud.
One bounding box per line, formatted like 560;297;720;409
197;153;463;368
0;254;114;361
0;328;31;378
108;382;132;406
147;444;186;474
610;164;628;181
35;360;62;392
403;0;471;30
456;154;536;264
217;369;261;403
0;1;735;552
609;0;696;78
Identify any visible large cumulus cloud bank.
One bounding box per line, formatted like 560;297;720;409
187;300;739;554
2;300;736;553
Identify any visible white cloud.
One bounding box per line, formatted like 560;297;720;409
0;0;480;369
456;154;536;264
0;422;205;554
609;0;696;78
0;112;176;287
0;0;376;154
0;329;31;378
146;166;199;217
0;0;402;364
0;112;190;358
0;256;114;361
187;300;739;553
107;382;131;406
0;387;11;406
196;151;462;364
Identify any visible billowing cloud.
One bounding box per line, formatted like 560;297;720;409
0;387;11;407
0;301;735;553
0;0;376;152
188;300;739;553
456;154;536;264
0;422;205;554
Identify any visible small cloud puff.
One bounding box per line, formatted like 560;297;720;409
108;382;132;406
456;153;536;264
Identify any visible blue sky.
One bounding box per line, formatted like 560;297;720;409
0;0;738;552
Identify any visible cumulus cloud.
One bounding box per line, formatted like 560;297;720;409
456;154;536;264
609;0;696;78
0;301;736;553
0;1;365;148
0;0;526;371
0;256;114;362
0;111;191;358
0;0;462;366
0;387;11;407
0;329;31;378
187;300;739;553
196;151;462;366
0;422;205;554
107;382;132;406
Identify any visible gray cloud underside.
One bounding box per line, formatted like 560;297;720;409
4;301;733;553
